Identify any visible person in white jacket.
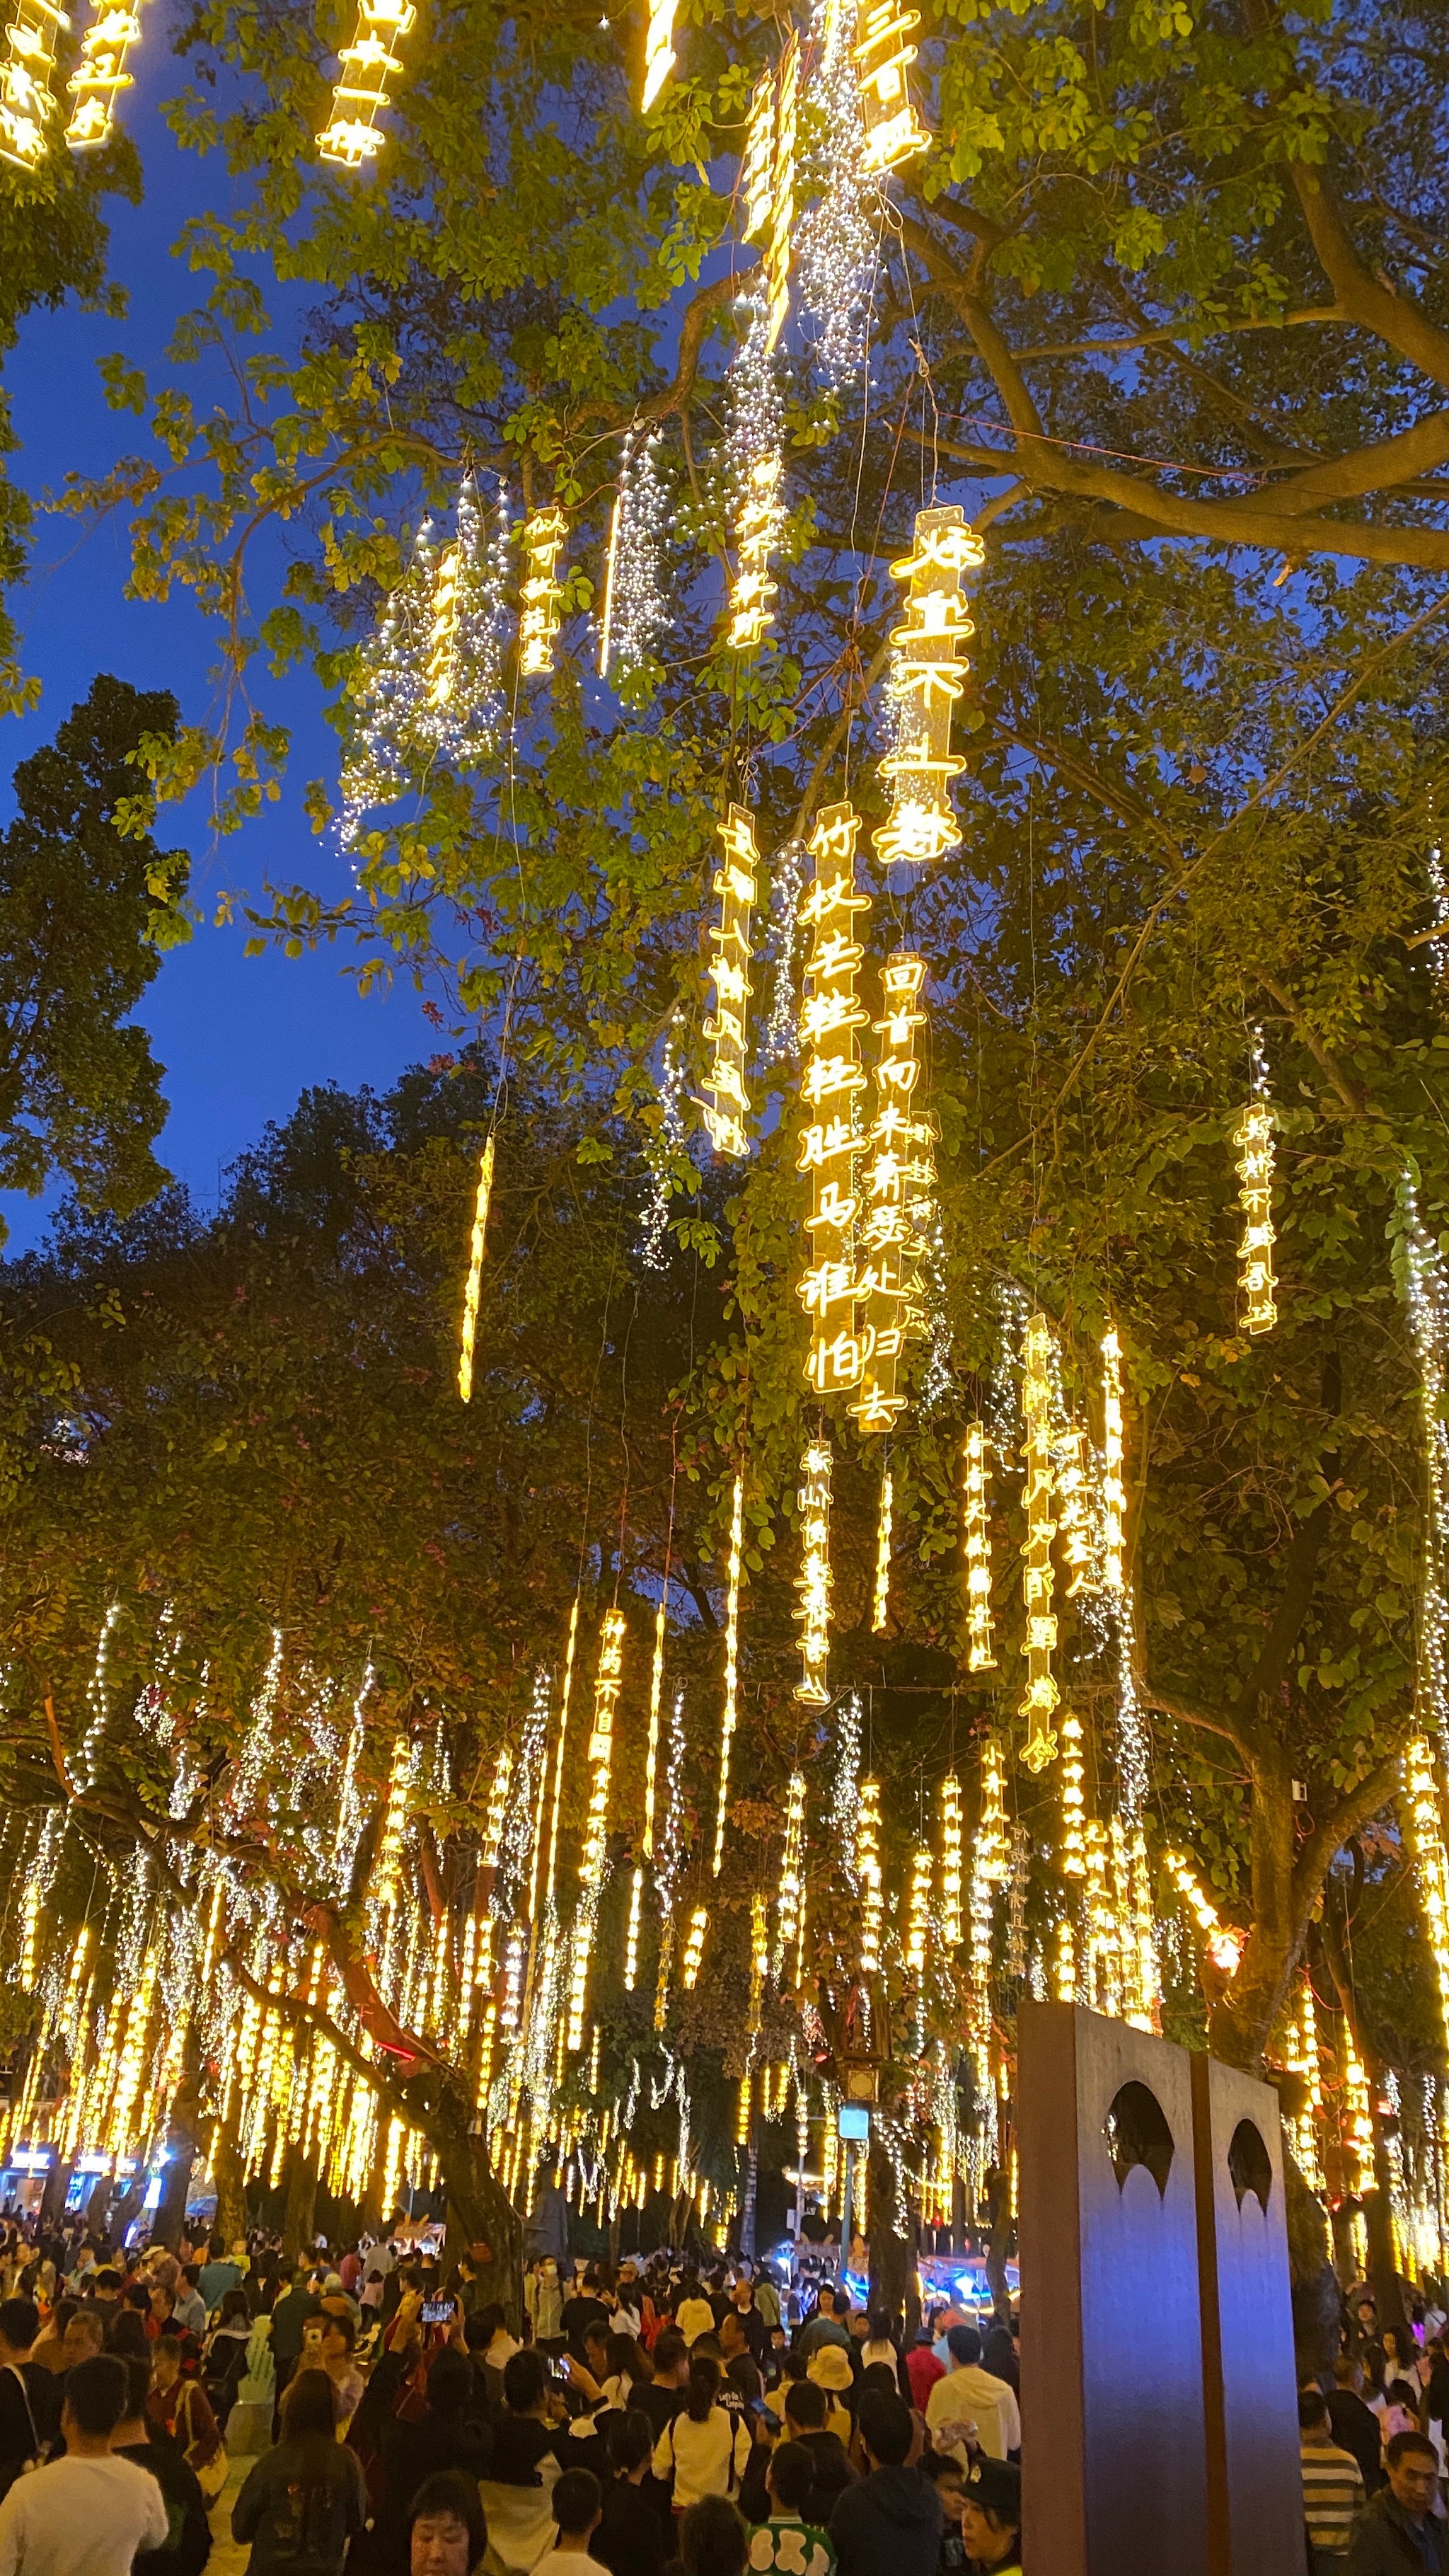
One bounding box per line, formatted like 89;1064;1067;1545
651;2354;751;2512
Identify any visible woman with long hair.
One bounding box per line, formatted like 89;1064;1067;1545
650;2354;751;2514
231;2368;368;2574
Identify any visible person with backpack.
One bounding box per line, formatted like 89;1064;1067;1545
111;2354;212;2576
231;2368;367;2575
652;2355;751;2517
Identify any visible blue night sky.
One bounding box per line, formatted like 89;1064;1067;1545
0;62;437;1251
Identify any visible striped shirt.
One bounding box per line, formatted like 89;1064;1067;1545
1300;2439;1366;2555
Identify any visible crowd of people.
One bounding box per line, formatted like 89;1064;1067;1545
1300;2284;1449;2572
0;2217;1023;2576
7;2206;1442;2574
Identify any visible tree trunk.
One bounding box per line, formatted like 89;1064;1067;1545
403;2078;523;2328
153;2069;202;2252
84;2175;112;2238
740;2145;758;2263
1366;2115;1409;2346
282;2148;318;2264
865;2138;913;2322
37;2161;71;2232
213;2122;247;2249
983;2158;1014;2326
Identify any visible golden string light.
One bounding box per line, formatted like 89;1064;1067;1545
1059;1710;1087;1878
906;1845;930;1982
1055;1425;1091;1596
0;0;64;169
519;505;568;678
850;950;930;1431
696;805;761;1158
1284;1974;1324;2190
627;1590;669;1991
64;0;142;148
1054;1914;1075;2003
1101;1328;1126;1594
1234;1064;1278;1334
1406;1736;1449;2047
962;1420;996;1671
776;1771;807;1974
763;35;799;356
567;1609;625;2051
640;0;677;110
853;0;930;171
681;1905;708;1989
1342;2033;1375;2197
725;453;785;655
1119;1821;1160;2032
858;1778;883;1974
374;1732;411;1915
1083;1823;1121;2016
797;801;870;1396
940;1771;963;1949
456;1132;495;1403
1019;1313;1061;1774
749;1892;768;2028
794;1443;833;1707
874;505;982;868
318;0;416;168
1164;1846;1244;1976
544;1597;579;1916
712;1471;745;1875
872;1466;893;1632
978;1736;1009;1885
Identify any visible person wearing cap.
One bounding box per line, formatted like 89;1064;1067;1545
961;2456;1022;2573
806;2347;854;2447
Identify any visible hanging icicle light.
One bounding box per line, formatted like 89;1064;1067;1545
940;1773;963;1949
567;1609;625;2052
1233;1034;1277;1334
874;507;983;868
640;1018;690;1269
64;0;144;147
1399;1173;1449;1771
794;0;878;387
0;0;62;167
853;0;930;171
374;1732;411;1917
600;429;670;679
978;1737;1009;1886
695;806;761;1160
797;801;870;1396
1019;1314;1061;1774
1054;1425;1092;1596
456;1133;496;1403
962;1420;996;1672
627;1592;669;1992
518;505;569;678
712;1473;745;1876
1054;1914;1076;2003
1284;1974;1325;2190
858;1778;883;1974
850;950;932;1432
681;1907;708;1990
776;1773;807;1977
317;0;417;168
760;835;811;1066
1164;1847;1244;1977
1342;2035;1375;2197
544;1599;581;1918
1059;1712;1087;1879
794;1444;834;1708
872;1468;893;1633
340;479;508;838
906;1846;931;1983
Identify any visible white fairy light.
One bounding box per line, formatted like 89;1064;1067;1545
1398;1172;1449;1768
1114;1588;1150;1822
640;1019;690;1267
723;297;785;655
794;0;879;387
1426;846;1449;1001
600;430;669;679
340;519;437;844
831;1692;862;1881
761;835;810;1065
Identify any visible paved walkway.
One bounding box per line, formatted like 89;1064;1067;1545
205;2446;253;2576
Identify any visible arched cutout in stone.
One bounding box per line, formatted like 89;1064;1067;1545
1104;2079;1175;2197
1227;2116;1273;2211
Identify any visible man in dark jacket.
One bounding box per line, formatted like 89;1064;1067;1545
112;2356;212;2576
0;2299;58;2498
1327;2357;1385;2497
1346;2431;1446;2573
829;2390;942;2576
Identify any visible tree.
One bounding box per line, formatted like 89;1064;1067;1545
0;674;190;1240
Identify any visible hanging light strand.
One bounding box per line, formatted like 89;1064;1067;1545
794;1444;833;1707
456;1133;496;1403
872;1467;893;1632
797;801;870;1398
567;1609;626;2052
1233;1033;1277;1334
712;1472;745;1875
1019;1313;1061;1774
318;0;417;169
962;1419;996;1671
874;506;982;868
850;950;932;1431
695;805;761;1160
